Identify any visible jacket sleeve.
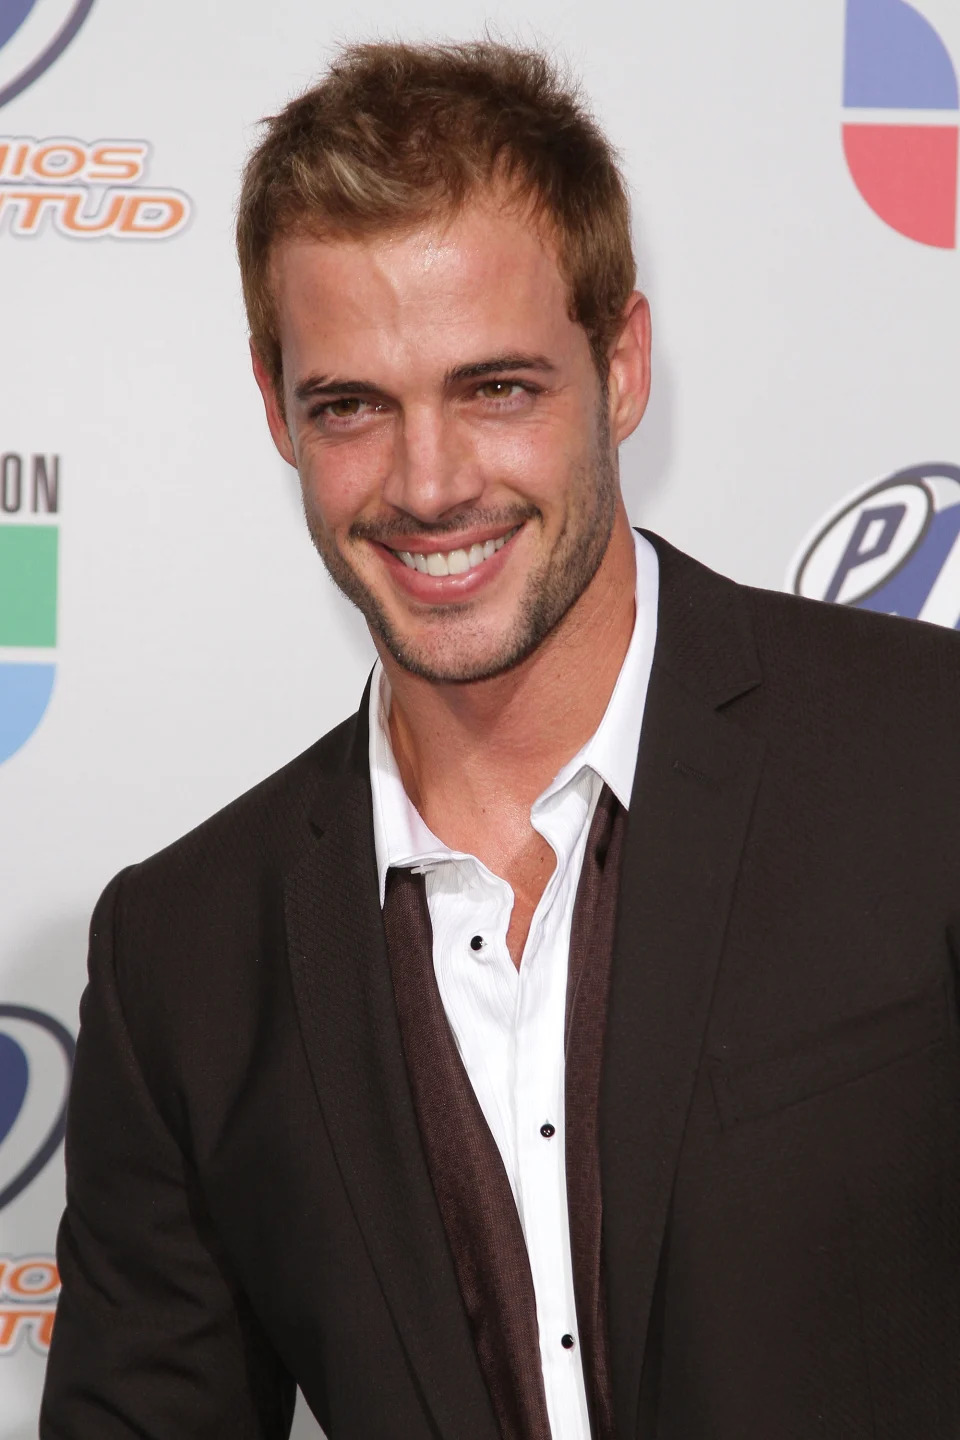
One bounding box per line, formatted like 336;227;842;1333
40;870;296;1439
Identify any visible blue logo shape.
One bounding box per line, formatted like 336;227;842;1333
0;1007;74;1212
844;0;959;110
0;0;95;111
0;662;55;765
792;464;960;627
0;1;40;53
0;1032;28;1146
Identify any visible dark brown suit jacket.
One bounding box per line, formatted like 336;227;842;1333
41;534;960;1439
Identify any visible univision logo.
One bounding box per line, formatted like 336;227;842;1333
843;0;959;247
790;463;960;626
0;452;59;766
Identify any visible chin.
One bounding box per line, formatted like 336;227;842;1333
385;644;503;685
383;621;539;685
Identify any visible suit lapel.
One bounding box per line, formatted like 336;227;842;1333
602;535;765;1436
284;700;499;1440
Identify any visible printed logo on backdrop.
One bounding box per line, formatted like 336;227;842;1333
0;1255;60;1355
0;0;94;111
0;1;191;238
842;0;960;247
790;463;960;627
0;451;59;765
0;1006;74;1356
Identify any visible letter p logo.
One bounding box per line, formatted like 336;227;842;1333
824;503;906;601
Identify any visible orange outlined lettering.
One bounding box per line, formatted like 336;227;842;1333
0;1257;59;1354
0;1308;56;1354
3;190;61;233
7;1260;59;1298
0;1255;60;1304
117;193;189;236
0;137;150;185
88;143;148;184
0;186;191;239
32;142;86;180
0;136;189;241
58;191;128;234
9;140;29;177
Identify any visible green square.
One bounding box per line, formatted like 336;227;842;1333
0;526;58;647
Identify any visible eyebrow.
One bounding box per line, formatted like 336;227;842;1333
293;376;380;403
292;353;557;405
444;353;557;384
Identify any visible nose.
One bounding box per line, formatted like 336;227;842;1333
381;401;483;523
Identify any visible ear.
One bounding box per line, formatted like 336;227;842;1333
251;343;297;468
606;292;651;446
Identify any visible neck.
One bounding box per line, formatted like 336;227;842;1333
380;508;638;830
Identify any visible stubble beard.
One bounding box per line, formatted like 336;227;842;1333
303;408;620;684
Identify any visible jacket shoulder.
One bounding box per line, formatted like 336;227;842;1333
119;706;361;904
651;530;960;696
744;580;960;695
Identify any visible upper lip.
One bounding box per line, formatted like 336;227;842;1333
376;523;522;555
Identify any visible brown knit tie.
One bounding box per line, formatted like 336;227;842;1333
565;784;623;1440
382;784;624;1439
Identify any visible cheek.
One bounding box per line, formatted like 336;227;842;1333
298;431;394;532
471;416;589;510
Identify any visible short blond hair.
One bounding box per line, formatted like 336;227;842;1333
236;40;636;396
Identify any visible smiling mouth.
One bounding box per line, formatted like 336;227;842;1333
388;526;520;577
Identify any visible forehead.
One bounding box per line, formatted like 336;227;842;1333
269;198;579;379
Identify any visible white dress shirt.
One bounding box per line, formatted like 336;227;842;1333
369;530;659;1439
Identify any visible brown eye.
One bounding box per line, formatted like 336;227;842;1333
479;381;520;399
328;397;364;417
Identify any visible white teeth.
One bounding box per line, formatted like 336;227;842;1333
394;526;519;577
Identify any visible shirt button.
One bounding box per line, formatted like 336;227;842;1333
469;935;484;952
561;1334;576;1349
539;1122;556;1138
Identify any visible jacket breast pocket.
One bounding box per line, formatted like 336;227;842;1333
709;984;950;1130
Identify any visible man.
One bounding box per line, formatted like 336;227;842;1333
42;40;960;1440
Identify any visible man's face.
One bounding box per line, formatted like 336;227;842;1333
256;195;646;683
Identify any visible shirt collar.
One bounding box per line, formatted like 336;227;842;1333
369;528;659;904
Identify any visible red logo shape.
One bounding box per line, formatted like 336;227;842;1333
842;122;958;247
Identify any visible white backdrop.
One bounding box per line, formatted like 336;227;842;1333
2;1;959;1435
